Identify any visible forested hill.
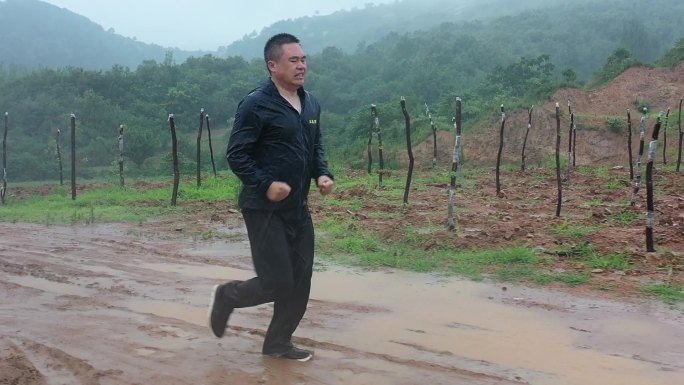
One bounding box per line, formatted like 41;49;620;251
224;0;684;81
1;0;683;182
0;0;203;71
218;0;553;59
2;0;683;76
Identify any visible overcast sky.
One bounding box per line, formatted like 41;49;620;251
42;0;397;51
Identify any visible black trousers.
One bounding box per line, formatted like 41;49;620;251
219;206;314;354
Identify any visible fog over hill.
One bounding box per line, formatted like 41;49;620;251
2;0;575;71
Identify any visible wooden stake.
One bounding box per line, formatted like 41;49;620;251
496;104;505;196
206;114;217;177
196;108;204;187
677;98;683;172
70;114;76;200
555;103;562;217
117;124;124;187
662;108;670;164
567;100;574;179
447;97;462;230
1;112;7;204
168;114;180;206
367;105;374;174
521;106;533;171
425;103;437;168
401;97;413;204
645;114;662;252
631;109;647;206
372;105;385;187
627;109;634;180
56;129;63;186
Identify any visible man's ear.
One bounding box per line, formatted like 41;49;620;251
267;60;276;73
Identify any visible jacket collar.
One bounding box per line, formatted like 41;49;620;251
265;78;306;100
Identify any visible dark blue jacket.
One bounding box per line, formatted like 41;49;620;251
226;79;333;210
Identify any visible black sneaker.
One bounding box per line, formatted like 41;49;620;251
208;284;233;338
265;347;313;362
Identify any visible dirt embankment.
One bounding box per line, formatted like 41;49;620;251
408;62;684;168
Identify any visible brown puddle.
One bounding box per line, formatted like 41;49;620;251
1;223;682;385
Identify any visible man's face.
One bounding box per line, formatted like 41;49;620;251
268;43;307;91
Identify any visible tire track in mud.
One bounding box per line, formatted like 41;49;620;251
1;337;123;385
0;339;47;385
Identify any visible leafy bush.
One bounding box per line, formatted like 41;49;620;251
606;117;624;134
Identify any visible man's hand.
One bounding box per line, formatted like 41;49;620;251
266;181;291;202
317;175;334;196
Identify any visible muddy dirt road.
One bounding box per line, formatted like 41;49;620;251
1;222;683;385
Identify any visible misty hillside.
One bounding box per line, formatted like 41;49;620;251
0;0;683;183
219;0;553;59
222;0;684;80
2;0;683;76
0;0;203;71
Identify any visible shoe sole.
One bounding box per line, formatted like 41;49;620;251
296;354;313;362
265;351;313;362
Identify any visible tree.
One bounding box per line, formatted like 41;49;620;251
592;48;640;85
562;68;578;85
656;37;684;67
483;55;556;100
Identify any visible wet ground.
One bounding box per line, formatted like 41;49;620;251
1;222;683;385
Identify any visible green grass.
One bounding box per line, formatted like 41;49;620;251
318;215;542;280
640;284;684;304
582;198;604;207
550;242;631;272
612;208;641;225
321;207;542;279
0;174;241;224
551;222;603;238
588;253;630;271
602;179;625;190
577;165;609;177
534;272;591;287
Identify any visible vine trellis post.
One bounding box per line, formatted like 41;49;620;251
645;114;662;252
521;106;533;171
401;97;413;204
554;103;562;217
56;128;64;186
677;98;683;172
371;105;385;187
168;114;180;206
662;108;670;164
196;108;205;187
70;114;76;200
425;103;438;167
206;114;217;177
367;105;374;174
447;97;462;231
626;109;634;180
117;124;124;187
1;112;7;204
631;109;648;206
495;104;505;196
567;100;574;180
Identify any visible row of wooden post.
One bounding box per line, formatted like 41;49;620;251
1;107;220;207
366;97;682;254
168;109;218;206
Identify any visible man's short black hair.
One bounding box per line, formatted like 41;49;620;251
264;33;300;63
